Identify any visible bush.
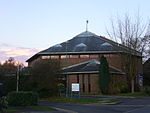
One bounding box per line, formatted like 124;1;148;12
26;59;61;98
38;88;58;98
0;96;8;112
7;91;38;106
144;86;150;95
108;75;128;94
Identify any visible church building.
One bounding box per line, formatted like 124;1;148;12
27;29;142;94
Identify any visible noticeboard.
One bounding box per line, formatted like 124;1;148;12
72;83;80;92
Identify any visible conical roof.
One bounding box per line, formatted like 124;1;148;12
27;30;141;62
38;31;126;54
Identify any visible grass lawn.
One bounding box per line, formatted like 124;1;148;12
86;92;149;98
47;97;120;104
3;106;55;113
115;92;149;97
3;109;19;113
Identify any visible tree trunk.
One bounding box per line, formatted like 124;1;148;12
131;79;134;93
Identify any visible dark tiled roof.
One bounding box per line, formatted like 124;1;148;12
62;60;125;75
27;31;141;62
39;31;126;54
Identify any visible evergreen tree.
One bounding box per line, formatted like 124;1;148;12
99;56;110;94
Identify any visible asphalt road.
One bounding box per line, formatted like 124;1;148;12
40;97;150;113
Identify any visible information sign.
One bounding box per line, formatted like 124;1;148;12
72;83;80;92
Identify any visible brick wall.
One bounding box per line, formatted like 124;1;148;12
67;73;127;95
28;53;143;94
60;53;123;71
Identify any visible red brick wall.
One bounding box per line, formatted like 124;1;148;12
28;53;123;71
60;53;123;71
67;74;100;95
28;56;41;67
67;73;127;95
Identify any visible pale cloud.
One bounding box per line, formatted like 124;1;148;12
0;43;44;65
3;49;39;57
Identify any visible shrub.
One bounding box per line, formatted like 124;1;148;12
144;86;150;95
26;59;61;98
7;91;38;106
38;88;58;98
108;75;128;94
0;96;8;112
57;83;65;96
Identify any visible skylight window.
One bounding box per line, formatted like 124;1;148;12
101;42;113;47
76;43;87;47
53;44;62;48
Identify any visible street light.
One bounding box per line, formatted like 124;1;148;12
16;62;22;92
16;65;20;92
65;41;68;97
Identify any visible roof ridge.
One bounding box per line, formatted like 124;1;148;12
75;31;98;37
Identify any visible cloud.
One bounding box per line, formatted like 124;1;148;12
0;42;19;49
0;43;43;66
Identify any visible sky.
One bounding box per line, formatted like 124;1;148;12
0;0;150;65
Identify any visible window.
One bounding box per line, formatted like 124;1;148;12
70;55;79;58
80;55;89;58
109;54;119;58
104;54;110;58
82;75;84;83
82;75;85;92
61;55;67;59
88;84;91;92
83;84;85;92
60;55;69;59
88;75;91;92
51;55;59;59
90;55;99;58
88;75;90;83
77;75;79;83
41;56;50;59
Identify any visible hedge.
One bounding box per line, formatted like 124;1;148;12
7;91;38;106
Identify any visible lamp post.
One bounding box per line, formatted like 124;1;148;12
16;65;19;92
65;41;68;97
16;62;22;92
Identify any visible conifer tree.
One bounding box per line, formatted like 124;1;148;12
99;56;110;94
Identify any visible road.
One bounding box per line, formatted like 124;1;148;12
40;97;150;113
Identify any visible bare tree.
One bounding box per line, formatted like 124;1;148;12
144;23;150;59
107;13;150;93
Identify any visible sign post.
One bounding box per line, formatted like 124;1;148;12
138;74;143;87
71;83;80;98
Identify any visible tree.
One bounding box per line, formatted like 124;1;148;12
0;57;24;93
107;13;150;93
26;59;61;97
1;57;17;73
99;56;110;94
